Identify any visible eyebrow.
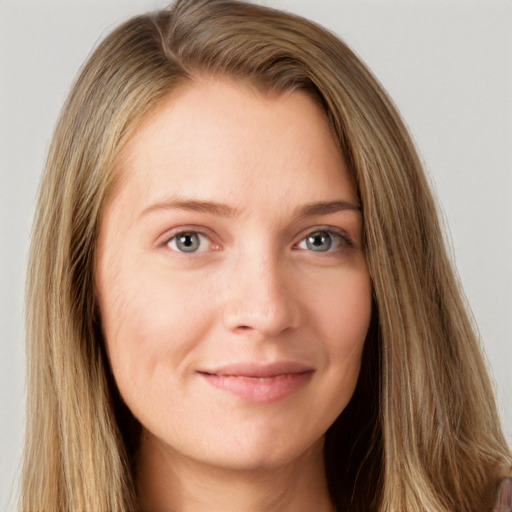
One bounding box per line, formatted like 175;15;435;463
139;197;360;219
140;198;237;218
295;200;361;217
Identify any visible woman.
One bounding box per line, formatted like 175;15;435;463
21;0;511;510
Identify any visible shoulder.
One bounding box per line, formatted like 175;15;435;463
493;474;512;512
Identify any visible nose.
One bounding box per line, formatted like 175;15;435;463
222;252;300;338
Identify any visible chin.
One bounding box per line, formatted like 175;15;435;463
188;429;326;473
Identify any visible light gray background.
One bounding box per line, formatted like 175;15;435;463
1;0;511;509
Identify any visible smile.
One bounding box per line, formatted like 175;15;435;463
197;362;314;403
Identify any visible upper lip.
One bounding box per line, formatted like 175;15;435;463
198;361;315;378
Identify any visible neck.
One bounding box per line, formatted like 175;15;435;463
135;432;335;512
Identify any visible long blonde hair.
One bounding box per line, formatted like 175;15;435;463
22;1;511;510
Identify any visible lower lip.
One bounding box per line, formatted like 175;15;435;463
199;372;313;403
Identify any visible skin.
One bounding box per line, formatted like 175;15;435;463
95;77;372;512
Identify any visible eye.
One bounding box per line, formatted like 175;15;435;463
167;231;210;253
296;230;349;252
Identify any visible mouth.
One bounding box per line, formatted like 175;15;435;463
197;362;314;403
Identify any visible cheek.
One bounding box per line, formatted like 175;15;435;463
96;257;212;404
311;264;372;396
314;264;372;349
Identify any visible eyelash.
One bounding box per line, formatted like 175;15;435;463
163;227;353;254
165;229;218;254
294;228;353;252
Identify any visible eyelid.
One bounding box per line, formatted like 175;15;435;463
167;232;210;253
294;226;353;251
156;224;354;254
159;226;221;253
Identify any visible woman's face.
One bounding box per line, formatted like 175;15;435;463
95;78;372;471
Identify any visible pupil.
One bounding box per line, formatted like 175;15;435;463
178;233;199;252
307;231;331;251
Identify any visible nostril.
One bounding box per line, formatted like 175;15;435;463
222;295;300;336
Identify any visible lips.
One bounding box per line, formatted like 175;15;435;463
198;362;314;403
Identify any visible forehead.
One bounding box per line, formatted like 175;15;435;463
109;76;356;219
